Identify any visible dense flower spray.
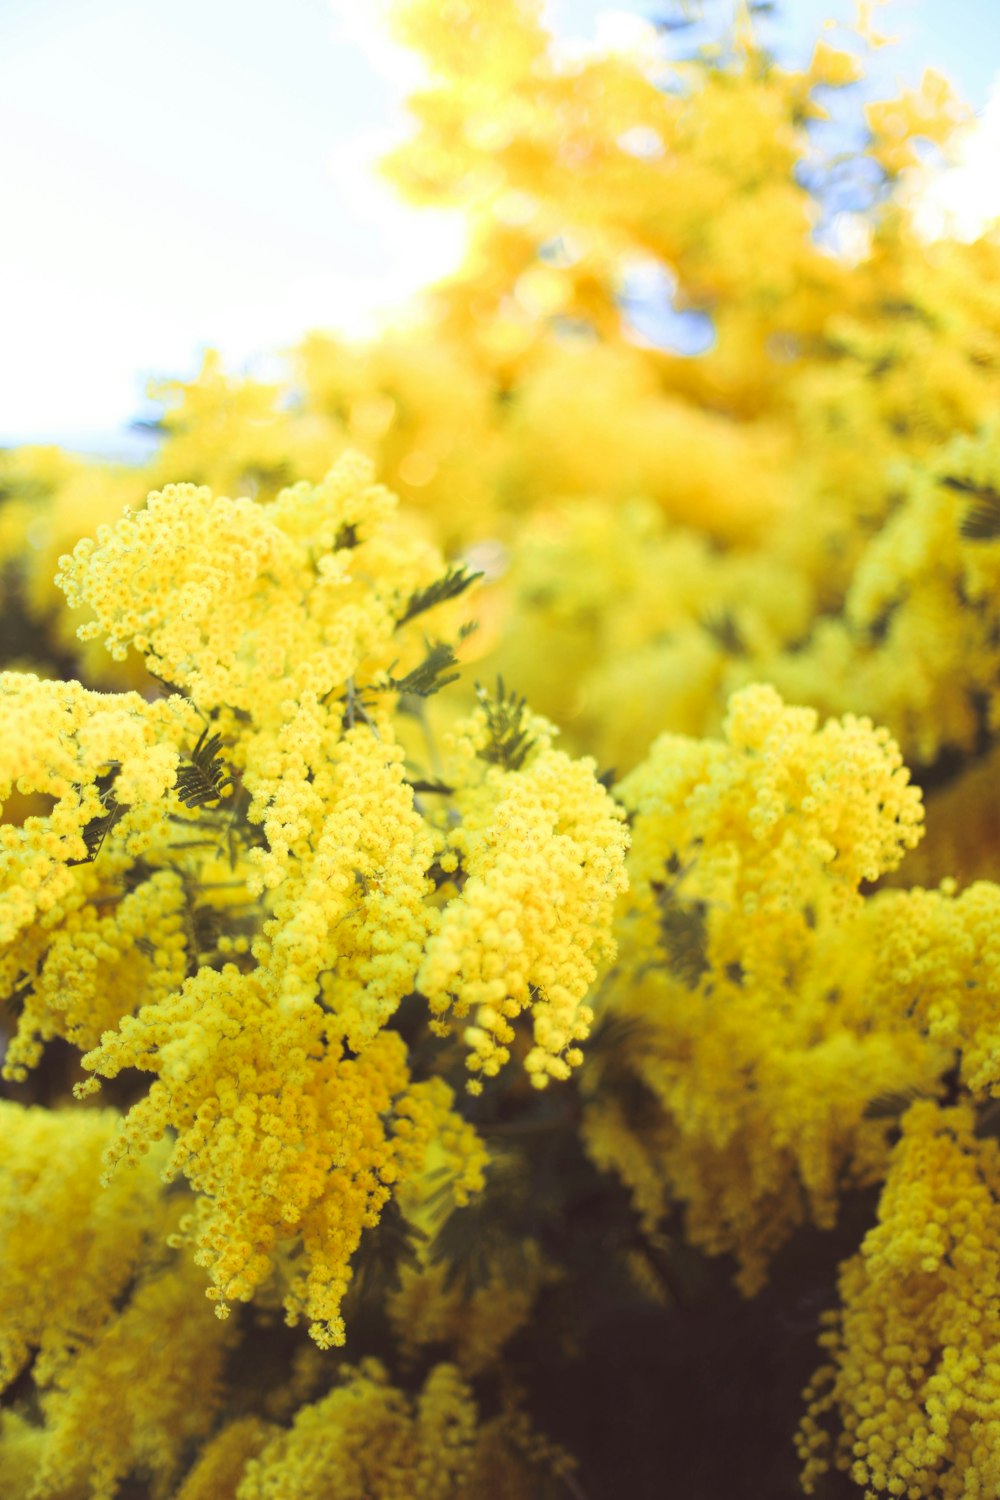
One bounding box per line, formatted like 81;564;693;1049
3;1;1000;1496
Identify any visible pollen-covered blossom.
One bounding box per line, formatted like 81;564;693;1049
54;451;437;716
621;683;924;977
0;672;189;949
238;1360;479;1500
76;896;484;1350
582;685;940;1290
6;0;1000;1492
2;449;636;1353
0;1104;172;1390
1;868;188;1080
232;1357;574;1500
0;1103;235;1500
800;1103;1000;1498
63;901;494;1346
859;878;1000;1098
418;699;629;1090
32;1255;238;1500
253;723;438;1039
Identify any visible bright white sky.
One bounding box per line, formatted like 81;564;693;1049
1;0;998;452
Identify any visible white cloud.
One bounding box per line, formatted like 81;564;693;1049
910;73;1000;240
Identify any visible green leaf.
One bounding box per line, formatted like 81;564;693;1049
475;677;536;771
380;641;461;698
396;564;482;630
862;1085;930;1121
943;476;1000;540
175;728;236;808
429;1153;537;1295
349;1199;428;1304
67;765;124;866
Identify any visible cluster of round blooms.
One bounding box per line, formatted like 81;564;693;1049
582;685;941;1291
237;1360;478;1500
419;698;628;1090
0;1104;236;1500
387;1247;546;1376
0;1104;173;1392
4;0;1000;1493
1;449;625;1360
80;973;485;1347
0;672;191;951
800;1103;1000;1498
53;451;420;713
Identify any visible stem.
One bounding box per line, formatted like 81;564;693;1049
562;1470;590;1500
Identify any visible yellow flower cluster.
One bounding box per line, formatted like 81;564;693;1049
2;447;627;1364
248;721;438;1026
583;685;940;1290
0;671;189;952
82;977;483;1346
858;880;1000;1098
54;451;424;711
33;1255;237;1500
388;1249;546;1376
621;683;924;978
418;700;629;1089
800;1103;1000;1498
0;1104;172;1391
2;866;188;1079
0;1103;237;1500
4;1;1000;1494
237;1360;477;1500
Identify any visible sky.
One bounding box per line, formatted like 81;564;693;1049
1;0;998;453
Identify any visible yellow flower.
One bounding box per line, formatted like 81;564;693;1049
801;1103;1000;1498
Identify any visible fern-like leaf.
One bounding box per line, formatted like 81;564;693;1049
348;1200;428;1305
429;1154;537;1295
475;677;536;771
67;765;123;866
175;728;236;808
862;1085;930;1120
943;476;1000;540
395;564;482;630
379;641;460;698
